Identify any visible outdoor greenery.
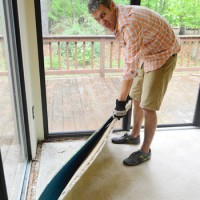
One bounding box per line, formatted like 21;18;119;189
41;0;130;69
43;0;200;35
40;0;200;71
0;1;199;74
141;0;200;34
43;0;130;35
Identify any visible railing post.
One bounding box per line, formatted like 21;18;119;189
66;42;69;69
0;41;7;71
75;42;78;69
49;42;52;69
91;41;94;68
58;42;61;69
100;38;105;77
110;41;113;68
195;41;200;66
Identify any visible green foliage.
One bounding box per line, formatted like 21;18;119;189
114;0;130;4
48;0;130;35
44;54;65;70
47;0;200;35
141;0;200;29
42;0;200;71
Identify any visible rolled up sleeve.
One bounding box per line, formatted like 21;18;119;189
122;24;142;80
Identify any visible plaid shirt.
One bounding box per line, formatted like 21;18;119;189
114;5;181;80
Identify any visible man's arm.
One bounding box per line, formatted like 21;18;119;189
118;77;133;101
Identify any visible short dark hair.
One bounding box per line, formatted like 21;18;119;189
88;0;113;14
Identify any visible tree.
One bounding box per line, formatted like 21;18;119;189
142;0;200;34
164;0;200;34
46;0;200;35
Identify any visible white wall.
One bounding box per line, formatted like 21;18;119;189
17;0;45;158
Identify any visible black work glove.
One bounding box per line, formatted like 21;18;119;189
113;95;132;119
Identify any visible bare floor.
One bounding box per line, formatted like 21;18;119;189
1;73;199;200
30;127;200;200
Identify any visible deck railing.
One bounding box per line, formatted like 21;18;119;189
0;35;200;76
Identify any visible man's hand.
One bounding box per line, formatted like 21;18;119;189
113;96;132;119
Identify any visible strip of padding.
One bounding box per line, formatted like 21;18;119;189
39;116;117;200
59;117;117;199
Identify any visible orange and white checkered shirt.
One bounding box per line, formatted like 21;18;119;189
114;5;181;80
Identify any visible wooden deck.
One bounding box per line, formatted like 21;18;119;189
45;73;200;133
0;73;199;136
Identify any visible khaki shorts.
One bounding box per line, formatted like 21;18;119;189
129;54;177;111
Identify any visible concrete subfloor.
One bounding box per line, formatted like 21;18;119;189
34;127;200;200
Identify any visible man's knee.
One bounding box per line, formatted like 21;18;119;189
143;108;156;117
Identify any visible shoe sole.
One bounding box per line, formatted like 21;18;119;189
123;157;150;166
111;140;140;145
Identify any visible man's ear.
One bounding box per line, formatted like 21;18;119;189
110;1;116;10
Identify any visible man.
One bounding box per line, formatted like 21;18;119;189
88;0;181;166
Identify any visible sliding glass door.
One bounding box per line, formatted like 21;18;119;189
38;0;200;137
0;0;30;199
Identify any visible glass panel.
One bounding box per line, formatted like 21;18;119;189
140;0;200;124
41;0;200;134
0;1;28;199
40;0;129;133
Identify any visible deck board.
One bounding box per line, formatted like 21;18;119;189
46;74;199;133
0;73;199;135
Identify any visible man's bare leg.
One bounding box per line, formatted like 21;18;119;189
123;107;155;166
141;109;157;153
130;100;144;138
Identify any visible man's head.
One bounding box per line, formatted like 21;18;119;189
88;0;117;32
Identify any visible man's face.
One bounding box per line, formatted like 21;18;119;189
92;2;117;32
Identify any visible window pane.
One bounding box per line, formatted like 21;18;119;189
157;74;199;124
41;0;129;133
0;2;28;199
41;0;200;134
141;0;200;124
